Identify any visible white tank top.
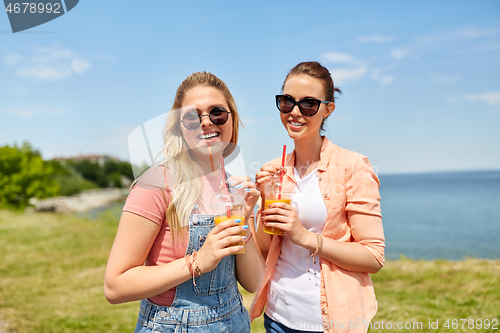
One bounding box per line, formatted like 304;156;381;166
265;168;328;331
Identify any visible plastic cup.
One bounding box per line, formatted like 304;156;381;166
263;183;293;235
211;194;246;254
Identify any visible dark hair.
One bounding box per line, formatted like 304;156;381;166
282;61;342;131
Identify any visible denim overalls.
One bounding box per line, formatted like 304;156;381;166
134;213;251;333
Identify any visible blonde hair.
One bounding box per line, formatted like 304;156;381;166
163;71;241;237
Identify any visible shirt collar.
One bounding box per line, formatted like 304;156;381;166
317;136;333;172
284;136;333;182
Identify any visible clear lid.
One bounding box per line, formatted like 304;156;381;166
210;186;246;206
210;186;246;216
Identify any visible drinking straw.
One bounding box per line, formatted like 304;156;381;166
278;145;286;200
220;156;231;218
207;142;215;172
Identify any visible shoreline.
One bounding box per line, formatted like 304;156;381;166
28;188;129;214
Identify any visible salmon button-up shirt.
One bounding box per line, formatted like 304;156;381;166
250;137;385;333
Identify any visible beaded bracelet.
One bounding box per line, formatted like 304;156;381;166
310;233;323;257
192;252;202;276
187;251;202;286
308;233;323;276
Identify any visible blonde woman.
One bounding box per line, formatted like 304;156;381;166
104;72;265;332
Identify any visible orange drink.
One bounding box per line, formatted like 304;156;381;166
263;199;290;235
214;215;246;254
210;185;247;254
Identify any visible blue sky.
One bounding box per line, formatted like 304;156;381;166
1;1;499;175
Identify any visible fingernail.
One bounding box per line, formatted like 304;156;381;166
234;219;241;223
242;225;249;230
234;184;242;189
242;236;247;241
244;188;250;192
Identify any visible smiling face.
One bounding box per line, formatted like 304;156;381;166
280;74;335;143
180;86;233;162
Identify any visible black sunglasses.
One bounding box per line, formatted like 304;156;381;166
181;106;231;130
275;95;330;117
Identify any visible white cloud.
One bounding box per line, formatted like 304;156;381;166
416;26;499;43
455;26;498;39
4;108;66;118
370;65;398;86
379;76;394;86
322;51;367;85
323;52;398;86
3;54;23;66
4;44;91;81
465;92;500;105
356;34;398;43
17;65;72;80
390;48;412;60
330;66;367;85
431;73;461;85
322;52;355;64
71;58;91;74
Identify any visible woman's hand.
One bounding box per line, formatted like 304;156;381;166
225;175;260;218
254;164;289;258
196;218;247;273
262;201;312;247
255;164;286;192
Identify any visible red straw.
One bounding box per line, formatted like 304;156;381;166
207;142;215;172
220;156;231;218
278;145;286;200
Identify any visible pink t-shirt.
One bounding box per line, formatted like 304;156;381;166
122;166;224;306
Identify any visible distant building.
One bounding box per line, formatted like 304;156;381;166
53;155;120;167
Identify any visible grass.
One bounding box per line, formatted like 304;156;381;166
0;209;499;332
368;257;500;332
0;209;138;332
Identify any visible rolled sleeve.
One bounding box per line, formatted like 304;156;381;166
346;156;385;266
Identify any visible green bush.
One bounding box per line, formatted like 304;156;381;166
0;142;134;205
0;143;59;208
48;157;134;194
65;158;133;189
47;160;99;196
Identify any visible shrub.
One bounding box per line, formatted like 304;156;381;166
0;143;59;208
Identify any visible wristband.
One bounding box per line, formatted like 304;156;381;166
188;251;202;286
310;233;323;256
244;232;253;243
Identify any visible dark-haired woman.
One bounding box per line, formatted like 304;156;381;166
250;62;385;333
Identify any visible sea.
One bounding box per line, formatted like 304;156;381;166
84;170;500;261
379;170;500;260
